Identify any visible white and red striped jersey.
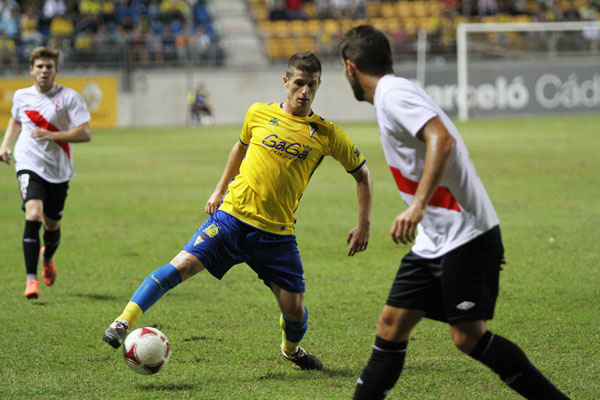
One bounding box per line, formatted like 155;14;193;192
374;75;499;258
11;84;91;183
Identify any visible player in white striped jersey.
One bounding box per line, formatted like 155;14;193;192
0;47;92;299
340;25;569;400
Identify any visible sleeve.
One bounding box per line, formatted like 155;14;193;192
66;90;91;127
383;90;437;137
11;91;21;122
328;123;366;173
239;103;259;146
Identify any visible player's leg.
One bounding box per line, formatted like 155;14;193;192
353;306;425;400
443;226;570;399
452;321;571;400
353;251;443;399
271;284;323;370
103;210;242;348
103;250;200;348
23;199;44;298
38;178;68;286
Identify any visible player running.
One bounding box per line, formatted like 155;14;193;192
340;25;570;399
103;52;373;371
0;46;92;299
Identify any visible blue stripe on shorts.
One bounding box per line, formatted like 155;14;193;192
182;210;305;293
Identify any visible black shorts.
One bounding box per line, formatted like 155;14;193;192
17;170;69;221
385;225;504;325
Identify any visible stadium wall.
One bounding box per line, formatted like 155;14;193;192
120;58;600;127
1;59;598;129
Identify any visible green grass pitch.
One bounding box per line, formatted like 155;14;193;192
1;115;599;399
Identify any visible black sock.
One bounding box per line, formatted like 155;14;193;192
23;220;42;276
43;228;60;261
353;336;407;400
470;331;570;399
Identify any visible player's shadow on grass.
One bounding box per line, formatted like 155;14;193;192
257;367;356;381
137;382;198;392
70;292;121;301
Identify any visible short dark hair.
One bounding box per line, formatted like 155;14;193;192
340;25;393;76
286;52;322;78
29;46;59;66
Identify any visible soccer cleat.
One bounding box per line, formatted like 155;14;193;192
281;345;324;370
24;280;40;299
40;246;56;286
103;320;129;349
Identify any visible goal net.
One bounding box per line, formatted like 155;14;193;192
456;21;600;120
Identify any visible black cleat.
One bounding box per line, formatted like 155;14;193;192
103;320;129;349
281;345;324;370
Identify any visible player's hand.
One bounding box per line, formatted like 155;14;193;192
390;204;425;244
205;189;224;215
31;128;55;141
346;225;369;256
0;147;11;165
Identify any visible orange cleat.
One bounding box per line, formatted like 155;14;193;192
40;246;56;286
24;280;40;299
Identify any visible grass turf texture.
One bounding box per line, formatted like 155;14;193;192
0;115;598;399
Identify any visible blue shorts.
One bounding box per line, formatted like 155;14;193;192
182;210;305;293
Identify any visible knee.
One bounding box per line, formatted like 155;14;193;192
171;251;204;281
283;304;306;322
376;313;406;342
451;330;482;354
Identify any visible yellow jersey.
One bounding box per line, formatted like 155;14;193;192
219;102;365;235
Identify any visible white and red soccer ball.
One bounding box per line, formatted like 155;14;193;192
123;327;171;375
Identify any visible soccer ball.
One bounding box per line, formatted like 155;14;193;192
123;327;171;375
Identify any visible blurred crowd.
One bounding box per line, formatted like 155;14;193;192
266;0;599;21
258;0;599;59
0;0;223;69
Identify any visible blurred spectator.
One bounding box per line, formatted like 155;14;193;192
77;0;102;32
0;29;17;67
190;24;211;62
331;0;353;19
313;0;332;19
579;0;599;20
161;24;176;60
187;82;214;126
100;0;116;25
562;0;581;21
42;0;67;32
286;0;306;20
159;0;190;24
477;0;498;18
73;26;94;60
267;0;287;20
20;3;45;49
49;11;74;38
93;23;113;62
0;0;18;20
0;6;19;38
144;23;163;63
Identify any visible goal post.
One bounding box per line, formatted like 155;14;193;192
456;21;600;121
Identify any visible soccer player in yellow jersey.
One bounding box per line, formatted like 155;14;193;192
103;52;373;371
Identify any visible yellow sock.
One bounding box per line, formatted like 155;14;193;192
280;314;299;355
115;302;143;326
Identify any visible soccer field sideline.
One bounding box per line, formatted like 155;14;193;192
0;115;598;399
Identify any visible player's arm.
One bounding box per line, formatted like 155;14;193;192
346;163;373;256
391;116;456;244
31;122;92;143
0;118;22;165
205;140;248;214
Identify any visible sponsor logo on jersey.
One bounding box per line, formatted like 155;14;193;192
269;118;279;126
262;134;312;162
